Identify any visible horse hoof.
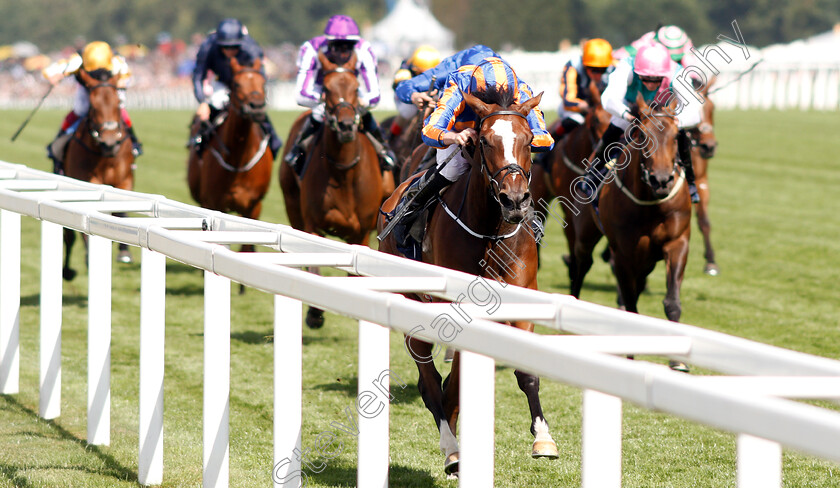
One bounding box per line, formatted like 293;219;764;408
117;250;133;264
62;268;77;281
305;308;325;329
444;452;459;475
669;360;690;373
704;263;720;276
443;347;455;363
532;439;559;459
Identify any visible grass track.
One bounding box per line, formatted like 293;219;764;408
0;109;837;487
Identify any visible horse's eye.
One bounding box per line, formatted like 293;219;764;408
92;131;99;138
480;136;488;146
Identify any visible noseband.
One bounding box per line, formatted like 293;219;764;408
477;110;532;206
231;67;267;120
323;67;361;133
86;83;126;154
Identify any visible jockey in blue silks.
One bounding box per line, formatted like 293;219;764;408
191;18;283;157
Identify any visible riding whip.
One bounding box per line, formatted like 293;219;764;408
11;83;54;142
378;145;461;241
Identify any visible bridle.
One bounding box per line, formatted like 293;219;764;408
476;110;531;208
322;67;361;135
81;82;127;156
230;67;267;121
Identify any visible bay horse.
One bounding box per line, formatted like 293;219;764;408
62;69;135;280
688;77;719;275
378;89;559;474
569;93;692;370
279;51;395;328
187;56;273;258
530;81;611;277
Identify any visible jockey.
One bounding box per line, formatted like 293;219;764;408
576;43;701;203
554;38;614;140
613;25;695;67
391;54;554;246
389;44;442;137
43;41;142;174
191;18;283;158
285;14;396;174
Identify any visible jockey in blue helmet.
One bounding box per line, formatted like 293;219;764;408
191;18;283;158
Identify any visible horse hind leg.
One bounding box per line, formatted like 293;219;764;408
305;266;325;328
515;370;559;459
62;228;77;281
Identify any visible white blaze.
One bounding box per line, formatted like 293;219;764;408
490;119;519;181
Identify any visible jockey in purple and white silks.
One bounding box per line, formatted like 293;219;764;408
285;14;396;174
576;43;703;203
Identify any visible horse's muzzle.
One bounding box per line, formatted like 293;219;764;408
499;191;532;224
699;142;717;159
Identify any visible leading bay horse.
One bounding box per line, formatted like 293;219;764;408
187;56;274;257
378;89;559;474
62;69;135;280
279;51;394;328
569;93;692;370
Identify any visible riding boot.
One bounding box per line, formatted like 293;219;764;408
575;123;623;200
392;169;452;247
677;129;700;203
260;116;284;159
284;115;321;175
362;112;398;171
46;129;69;175
559;117;581;140
189;118;213;155
127;126;143;157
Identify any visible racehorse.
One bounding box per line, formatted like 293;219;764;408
378;88;559;474
530;81;611;277
569;93;692;369
187;56;274;260
688;78;719;275
279;51;394;328
62;68;135;280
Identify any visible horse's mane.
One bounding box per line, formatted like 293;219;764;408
473;84;515;108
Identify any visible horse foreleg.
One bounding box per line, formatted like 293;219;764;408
304;265;325;328
612;257;640;314
62;228;77;281
406;336;459;474
662;234;689;322
663;233;690;372
695;178;718;276
515;370;559;458
113;212;133;264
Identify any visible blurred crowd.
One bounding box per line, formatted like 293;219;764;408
0;33;305;103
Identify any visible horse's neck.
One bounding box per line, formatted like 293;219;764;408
621;149;656;201
323;128;360;171
220;110;257;147
457;159;508;234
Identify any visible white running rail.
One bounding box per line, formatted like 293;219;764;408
0;160;838;487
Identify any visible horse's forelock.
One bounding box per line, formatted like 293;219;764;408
473;84;515;109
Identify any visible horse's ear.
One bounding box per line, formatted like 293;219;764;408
78;69;95;88
462;89;491;119
252;57;262;71
230;55;241;72
318;51;336;72
589;80;601;107
702;75;717;96
636;91;649;113
344;51;357;70
518;91;542;117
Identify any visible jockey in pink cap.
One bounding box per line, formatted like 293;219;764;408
576;43;702;203
286;14;396;175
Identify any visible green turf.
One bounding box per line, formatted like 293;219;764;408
0;109;838;487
